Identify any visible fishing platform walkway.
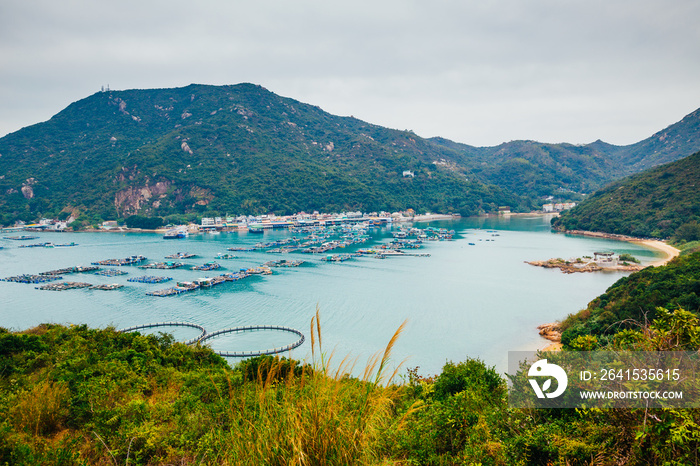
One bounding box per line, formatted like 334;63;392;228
117;322;304;357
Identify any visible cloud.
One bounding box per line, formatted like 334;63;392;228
1;0;699;145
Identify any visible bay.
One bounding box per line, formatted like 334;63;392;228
0;214;663;376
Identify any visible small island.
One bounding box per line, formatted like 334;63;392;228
526;251;643;274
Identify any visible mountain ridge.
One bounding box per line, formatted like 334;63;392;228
1;83;699;226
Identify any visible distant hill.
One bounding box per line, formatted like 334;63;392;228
552;151;700;239
611;108;700;174
432;106;700;198
1;83;699;226
0;84;526;225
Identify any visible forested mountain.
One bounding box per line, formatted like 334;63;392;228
0;83;699;226
431;106;700;198
553;151;700;239
0;83;526;225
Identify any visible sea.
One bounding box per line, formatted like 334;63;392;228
0;214;663;377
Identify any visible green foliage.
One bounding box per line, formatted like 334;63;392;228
0;84;536;226
619;253;640;264
676;221;700;242
124;215;164;230
554;151;700;239
388;358;510;465
561;251;700;344
3;312;700;465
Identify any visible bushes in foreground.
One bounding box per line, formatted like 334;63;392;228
2;311;700;465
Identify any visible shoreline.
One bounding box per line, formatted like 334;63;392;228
631;239;681;267
561;230;680;268
538;230;681;351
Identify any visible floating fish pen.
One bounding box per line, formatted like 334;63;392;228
177;281;200;291
128;275;172;283
3;274;64;284
3;235;39;240
193;276;227;287
19;242;54;248
165;252;197;259
147;272;253;297
90;283;124;291
321;253;357;262
376;251;431;258
36;281;92;291
267;247;299;253
390;239;424;248
191;262;221;271
92;255;147;266
227;246;256;252
246;266;273;275
40;265;100;276
146;287;189;297
216;253;237;259
138;261;185;270
54;242;79;247
262;259;305;268
220;271;249;281
95;269;128;277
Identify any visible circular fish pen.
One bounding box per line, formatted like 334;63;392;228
199;325;305;357
117;321;206;345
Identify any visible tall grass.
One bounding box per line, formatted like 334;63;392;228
10;379;70;436
218;308;410;465
0;316;415;465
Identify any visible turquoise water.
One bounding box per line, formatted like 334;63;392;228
0;215;663;376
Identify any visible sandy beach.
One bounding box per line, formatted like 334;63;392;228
633;239;681;267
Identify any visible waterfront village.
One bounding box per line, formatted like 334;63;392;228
1;209;455;298
3;202;577;235
2;209;461;235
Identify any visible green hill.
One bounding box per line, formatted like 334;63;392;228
1;83;699;226
430;105;700;198
0;84;528;225
560;251;700;346
553;151;700;239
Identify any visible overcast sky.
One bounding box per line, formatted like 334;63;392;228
1;0;699;146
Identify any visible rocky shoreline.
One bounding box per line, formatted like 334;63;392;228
526;258;643;274
537;322;563;351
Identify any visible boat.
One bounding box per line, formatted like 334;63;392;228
164;228;188;239
165;252;197;259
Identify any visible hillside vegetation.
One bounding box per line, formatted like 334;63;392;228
560;251;700;347
553;151;700;239
1;83;699;226
0;84;527;226
2;303;700;465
